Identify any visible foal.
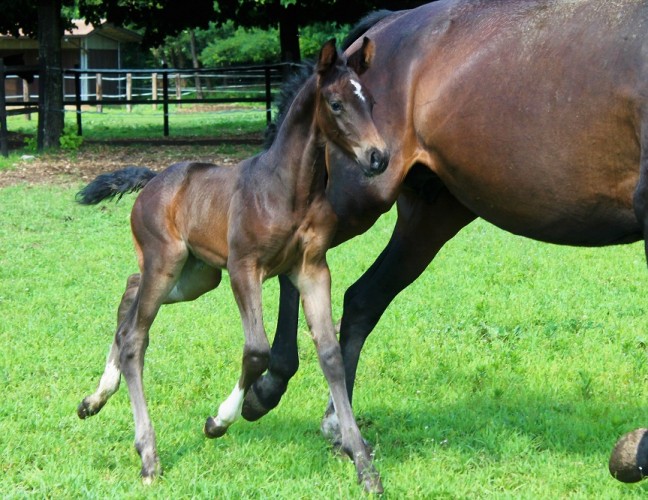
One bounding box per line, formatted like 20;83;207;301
76;38;388;493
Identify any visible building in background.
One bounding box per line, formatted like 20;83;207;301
0;20;142;100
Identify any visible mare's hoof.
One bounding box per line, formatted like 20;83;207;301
77;398;101;419
241;375;285;422
241;386;273;422
204;417;228;439
609;428;648;483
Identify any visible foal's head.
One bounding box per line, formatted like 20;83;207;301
315;38;389;177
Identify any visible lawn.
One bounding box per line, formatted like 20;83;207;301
2;177;648;497
5;103;268;143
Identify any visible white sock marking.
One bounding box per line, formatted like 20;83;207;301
97;360;120;396
215;384;245;428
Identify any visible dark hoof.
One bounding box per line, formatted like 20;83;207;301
241;375;285;422
609;428;648;483
77;398;101;419
241;386;274;422
203;417;228;439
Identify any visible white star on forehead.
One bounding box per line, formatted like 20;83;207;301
350;79;366;102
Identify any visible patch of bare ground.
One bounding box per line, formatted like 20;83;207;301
0;137;264;188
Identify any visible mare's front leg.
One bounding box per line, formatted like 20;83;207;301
204;262;271;438
296;263;382;494
242;274;300;421
322;187;476;443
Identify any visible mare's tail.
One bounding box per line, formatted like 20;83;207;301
75;166;157;205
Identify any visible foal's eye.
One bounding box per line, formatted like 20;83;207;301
330;101;343;113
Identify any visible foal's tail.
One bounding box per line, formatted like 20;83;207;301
75;166;157;205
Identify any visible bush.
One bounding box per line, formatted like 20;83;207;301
201;27;280;66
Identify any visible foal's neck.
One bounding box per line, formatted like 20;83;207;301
265;77;328;207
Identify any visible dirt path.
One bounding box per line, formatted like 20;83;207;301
0;138;263;188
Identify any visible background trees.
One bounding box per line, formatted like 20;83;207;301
0;0;426;150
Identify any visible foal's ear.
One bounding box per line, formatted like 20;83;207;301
347;37;375;76
317;38;338;76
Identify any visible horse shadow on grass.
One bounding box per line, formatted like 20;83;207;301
154;383;645;480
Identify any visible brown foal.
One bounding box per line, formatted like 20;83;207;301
75;38;388;493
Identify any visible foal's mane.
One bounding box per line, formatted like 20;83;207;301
263;10;394;150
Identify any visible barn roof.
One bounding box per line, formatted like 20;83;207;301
0;20;142;44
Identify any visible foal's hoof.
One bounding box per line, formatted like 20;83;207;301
77;398;102;419
141;463;162;485
203;417;228;439
360;470;384;495
609;428;648;483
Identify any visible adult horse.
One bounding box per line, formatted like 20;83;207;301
242;0;648;483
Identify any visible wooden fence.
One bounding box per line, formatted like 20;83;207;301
1;62;298;156
0;61;39;156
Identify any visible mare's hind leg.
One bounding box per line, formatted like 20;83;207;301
322;188;476;444
608;141;648;482
242;274;300;421
77;274;140;418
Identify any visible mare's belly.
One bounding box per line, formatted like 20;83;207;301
443;174;642;246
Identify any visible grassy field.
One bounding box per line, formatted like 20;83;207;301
2;177;648;498
5;104;268;143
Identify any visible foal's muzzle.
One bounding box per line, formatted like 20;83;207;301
365;148;389;177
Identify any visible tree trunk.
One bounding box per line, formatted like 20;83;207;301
189;29;203;99
278;6;300;80
37;0;64;151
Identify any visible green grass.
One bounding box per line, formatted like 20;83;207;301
6;104;268;142
2;183;648;498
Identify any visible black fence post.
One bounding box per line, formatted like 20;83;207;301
265;66;272;125
162;64;169;137
0;60;8;157
73;66;82;136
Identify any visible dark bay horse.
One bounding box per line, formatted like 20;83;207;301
75;38;388;493
242;0;648;483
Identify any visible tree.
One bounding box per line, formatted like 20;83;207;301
36;0;65;150
0;0;71;150
215;1;427;65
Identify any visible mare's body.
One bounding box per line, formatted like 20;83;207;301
243;0;648;479
76;39;388;493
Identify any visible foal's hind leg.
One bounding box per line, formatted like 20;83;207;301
118;245;191;482
77;273;140;419
78;258;221;420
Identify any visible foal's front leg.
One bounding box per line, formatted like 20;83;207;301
296;263;383;494
204;263;271;438
242;274;300;421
